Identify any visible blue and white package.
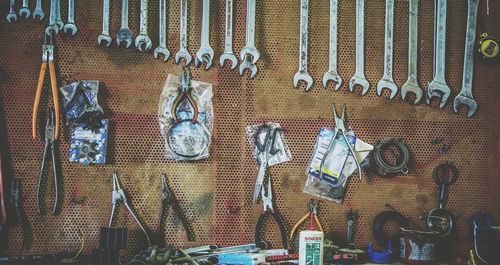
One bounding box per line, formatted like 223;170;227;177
69;119;109;166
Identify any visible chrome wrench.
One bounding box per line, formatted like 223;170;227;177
55;0;64;30
135;0;152;51
33;0;45;20
63;0;78;36
322;0;342;90
195;0;214;69
239;0;260;78
376;0;398;99
45;0;59;35
175;0;192;65
220;0;238;69
6;0;18;22
453;0;479;117
116;0;133;48
98;0;112;47
20;0;31;19
426;0;450;109
401;0;423;104
154;0;170;61
293;0;313;90
349;0;369;95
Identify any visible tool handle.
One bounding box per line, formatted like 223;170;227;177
33;63;47;139
0;153;6;225
48;62;60;139
171;199;196;241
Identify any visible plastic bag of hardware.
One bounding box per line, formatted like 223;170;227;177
246;123;292;167
59;80;104;125
69;119;109;166
158;73;213;161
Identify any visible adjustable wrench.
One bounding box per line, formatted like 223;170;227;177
349;0;369;95
6;0;18;23
135;0;153;51
195;0;214;69
98;0;112;47
293;0;313;90
239;0;260;78
322;0;342;90
20;0;31;19
401;0;423;104
175;0;192;65
220;0;238;69
426;0;450;109
453;0;479;117
33;0;45;20
376;0;398;99
55;0;64;30
154;0;170;61
116;0;133;48
63;0;78;36
45;0;59;35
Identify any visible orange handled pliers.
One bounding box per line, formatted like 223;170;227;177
32;35;60;140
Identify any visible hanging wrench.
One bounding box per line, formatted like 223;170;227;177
322;0;342;90
293;0;313;90
33;0;45;20
195;0;214;69
453;0;479;117
116;0;133;48
376;0;398;99
401;0;423;104
19;0;31;19
426;0;450;109
45;0;59;35
63;0;78;36
6;0;18;22
55;0;64;30
98;0;112;47
154;0;170;61
135;0;152;51
220;0;238;69
349;0;369;95
239;0;260;78
175;0;192;65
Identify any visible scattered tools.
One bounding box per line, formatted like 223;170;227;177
6;0;18;22
453;0;479;118
135;0;153;51
154;0;170;61
175;0;192;65
98;0;112;47
195;0;214;69
10;179;32;249
109;171;151;246
293;0;313;90
36;107;62;215
376;0;398;100
322;0;342;90
349;0;369;95
0;152;6;234
220;0;238;69
116;0;133;48
32;34;60;140
239;0;260;78
401;0;423;104
255;170;288;250
289;200;323;242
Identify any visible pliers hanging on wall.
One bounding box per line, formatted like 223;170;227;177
109;171;151;246
37;108;61;215
10;179;32;249
289;200;323;242
32;34;60;140
171;66;198;124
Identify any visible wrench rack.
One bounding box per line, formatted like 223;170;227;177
0;0;499;259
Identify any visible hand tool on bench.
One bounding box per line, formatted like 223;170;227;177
33;34;60;140
10;179;32;249
109;171;151;246
36;107;62;215
290;200;323;242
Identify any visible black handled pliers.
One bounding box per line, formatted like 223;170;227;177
10;179;32;249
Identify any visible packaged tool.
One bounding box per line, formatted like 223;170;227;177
59;80;103;126
69;119;109;165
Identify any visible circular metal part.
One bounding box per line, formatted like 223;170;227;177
478;33;499;60
372;138;410;176
426;208;454;238
432;162;459;186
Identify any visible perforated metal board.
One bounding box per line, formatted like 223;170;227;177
0;0;499;259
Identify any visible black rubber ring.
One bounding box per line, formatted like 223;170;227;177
372;211;409;246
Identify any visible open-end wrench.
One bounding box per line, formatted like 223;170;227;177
239;0;260;78
45;0;59;35
175;0;192;65
116;0;133;48
293;0;313;90
6;0;18;22
98;0;112;47
63;0;78;36
426;0;450;109
322;0;342;90
220;0;238;69
349;0;369;95
195;0;214;69
20;0;31;19
33;0;45;20
376;0;398;99
154;0;170;61
55;0;64;30
401;0;423;104
453;0;479;117
135;0;153;51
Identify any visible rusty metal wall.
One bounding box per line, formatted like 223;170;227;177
0;0;499;258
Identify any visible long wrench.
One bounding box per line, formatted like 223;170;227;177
349;0;369;95
7;0;18;22
135;0;153;51
426;0;450;109
239;0;259;78
175;0;192;65
376;0;398;99
322;0;342;90
401;0;423;104
220;0;238;69
453;0;479;117
45;0;59;35
63;0;78;36
293;0;313;90
195;0;214;69
98;0;112;47
20;0;31;19
116;0;133;48
154;0;170;61
55;0;64;30
33;0;45;20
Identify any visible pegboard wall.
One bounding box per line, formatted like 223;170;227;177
0;0;499;260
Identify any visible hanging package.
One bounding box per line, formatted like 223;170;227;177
59;80;104;126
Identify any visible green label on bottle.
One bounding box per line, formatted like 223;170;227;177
305;242;321;265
